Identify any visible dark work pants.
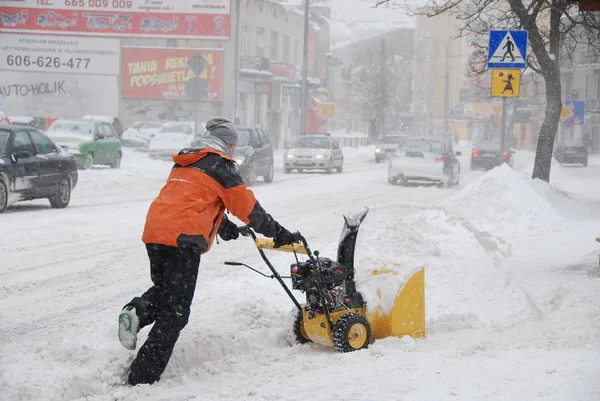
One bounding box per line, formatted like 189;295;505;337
126;243;201;386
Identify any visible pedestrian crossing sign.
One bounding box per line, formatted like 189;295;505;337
488;30;528;68
490;69;521;97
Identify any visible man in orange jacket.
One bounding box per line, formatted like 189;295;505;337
118;117;296;386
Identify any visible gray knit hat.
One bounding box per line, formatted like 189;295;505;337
206;117;238;145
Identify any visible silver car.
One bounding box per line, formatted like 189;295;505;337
388;137;461;187
284;134;344;174
375;134;406;163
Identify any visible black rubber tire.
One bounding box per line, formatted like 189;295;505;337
110;152;122;169
284;168;291;174
243;163;256;186
332;312;371;353
293;309;311;344
0;179;8;214
263;162;274;183
336;161;344;173
49;176;71;209
82;153;94;170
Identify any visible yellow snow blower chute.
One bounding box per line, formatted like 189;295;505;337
224;208;425;353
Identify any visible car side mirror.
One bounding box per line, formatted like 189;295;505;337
95;133;105;140
455;151;462;156
11;150;30;162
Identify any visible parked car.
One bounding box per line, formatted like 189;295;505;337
470;140;515;170
121;120;166;149
554;139;588;166
0;124;78;213
46;118;123;170
375;134;406;163
148;121;206;160
388;137;461;187
82;115;125;139
229;125;274;185
7;116;45;130
284;134;344;174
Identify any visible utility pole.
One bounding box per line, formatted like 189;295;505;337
443;40;450;142
233;0;241;123
380;38;387;138
300;0;310;137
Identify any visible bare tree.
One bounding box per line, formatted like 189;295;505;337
373;0;600;182
349;38;401;139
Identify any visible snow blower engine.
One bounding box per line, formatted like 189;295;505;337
225;207;426;353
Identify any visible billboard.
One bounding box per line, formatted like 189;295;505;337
122;47;223;102
0;0;231;39
0;71;118;117
0;33;120;75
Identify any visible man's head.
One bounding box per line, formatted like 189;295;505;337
206;117;238;153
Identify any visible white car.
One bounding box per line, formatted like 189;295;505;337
388;137;461;187
82;115;124;138
283;134;344;174
121;121;166;149
148;121;206;160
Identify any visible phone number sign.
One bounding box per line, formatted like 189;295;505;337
0;0;231;39
0;33;120;75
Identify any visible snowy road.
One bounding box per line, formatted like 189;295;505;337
1;145;599;401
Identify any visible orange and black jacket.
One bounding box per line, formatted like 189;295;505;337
142;146;284;253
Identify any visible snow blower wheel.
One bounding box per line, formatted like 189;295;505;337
333;312;372;352
293;309;311;344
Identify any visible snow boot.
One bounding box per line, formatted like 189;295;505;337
118;306;140;350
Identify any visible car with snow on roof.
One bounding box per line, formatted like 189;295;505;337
283;133;344;174
0;124;78;213
148;121;206;161
375;134;407;163
388;136;461;188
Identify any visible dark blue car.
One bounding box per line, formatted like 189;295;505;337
0;124;78;213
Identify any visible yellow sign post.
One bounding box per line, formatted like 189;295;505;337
316;103;335;119
490;68;521;97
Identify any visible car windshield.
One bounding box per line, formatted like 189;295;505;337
405;138;443;152
0;130;8;154
563;139;584;147
237;129;251;147
141;122;164;130
381;136;403;144
292;136;331;149
160;124;193;135
47;120;93;136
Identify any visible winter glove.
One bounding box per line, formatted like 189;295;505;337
217;214;240;241
273;226;296;248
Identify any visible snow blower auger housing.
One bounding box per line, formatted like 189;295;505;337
224;207;425;353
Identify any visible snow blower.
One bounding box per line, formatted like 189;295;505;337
224;207;425;353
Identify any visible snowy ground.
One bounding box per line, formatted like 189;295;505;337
1;145;599;401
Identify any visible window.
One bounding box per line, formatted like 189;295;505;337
241;25;249;55
13;131;35;154
283;35;290;62
102;124;118;138
271;31;278;60
250;129;262;147
0;130;9;155
256;27;265;57
257;128;269;145
29;130;56;155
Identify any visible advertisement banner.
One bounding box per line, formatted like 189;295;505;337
269;61;295;81
0;0;230;39
0;71;118;117
122;47;223;102
0;33;120;75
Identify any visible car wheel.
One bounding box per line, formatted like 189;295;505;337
111;152;122;169
82;153;94;170
244;162;256;186
263;163;274;183
388;175;397;185
284;168;291;174
0;179;8;214
583;159;588;167
336;161;344;173
49;176;71;209
325;161;333;174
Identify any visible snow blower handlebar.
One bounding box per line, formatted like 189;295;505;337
227;226;306;312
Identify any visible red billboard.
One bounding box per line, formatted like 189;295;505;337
122;48;223;102
0;0;230;39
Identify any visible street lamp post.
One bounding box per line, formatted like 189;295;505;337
422;36;450;141
300;0;310;137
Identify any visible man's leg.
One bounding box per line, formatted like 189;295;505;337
128;246;201;385
119;244;174;350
